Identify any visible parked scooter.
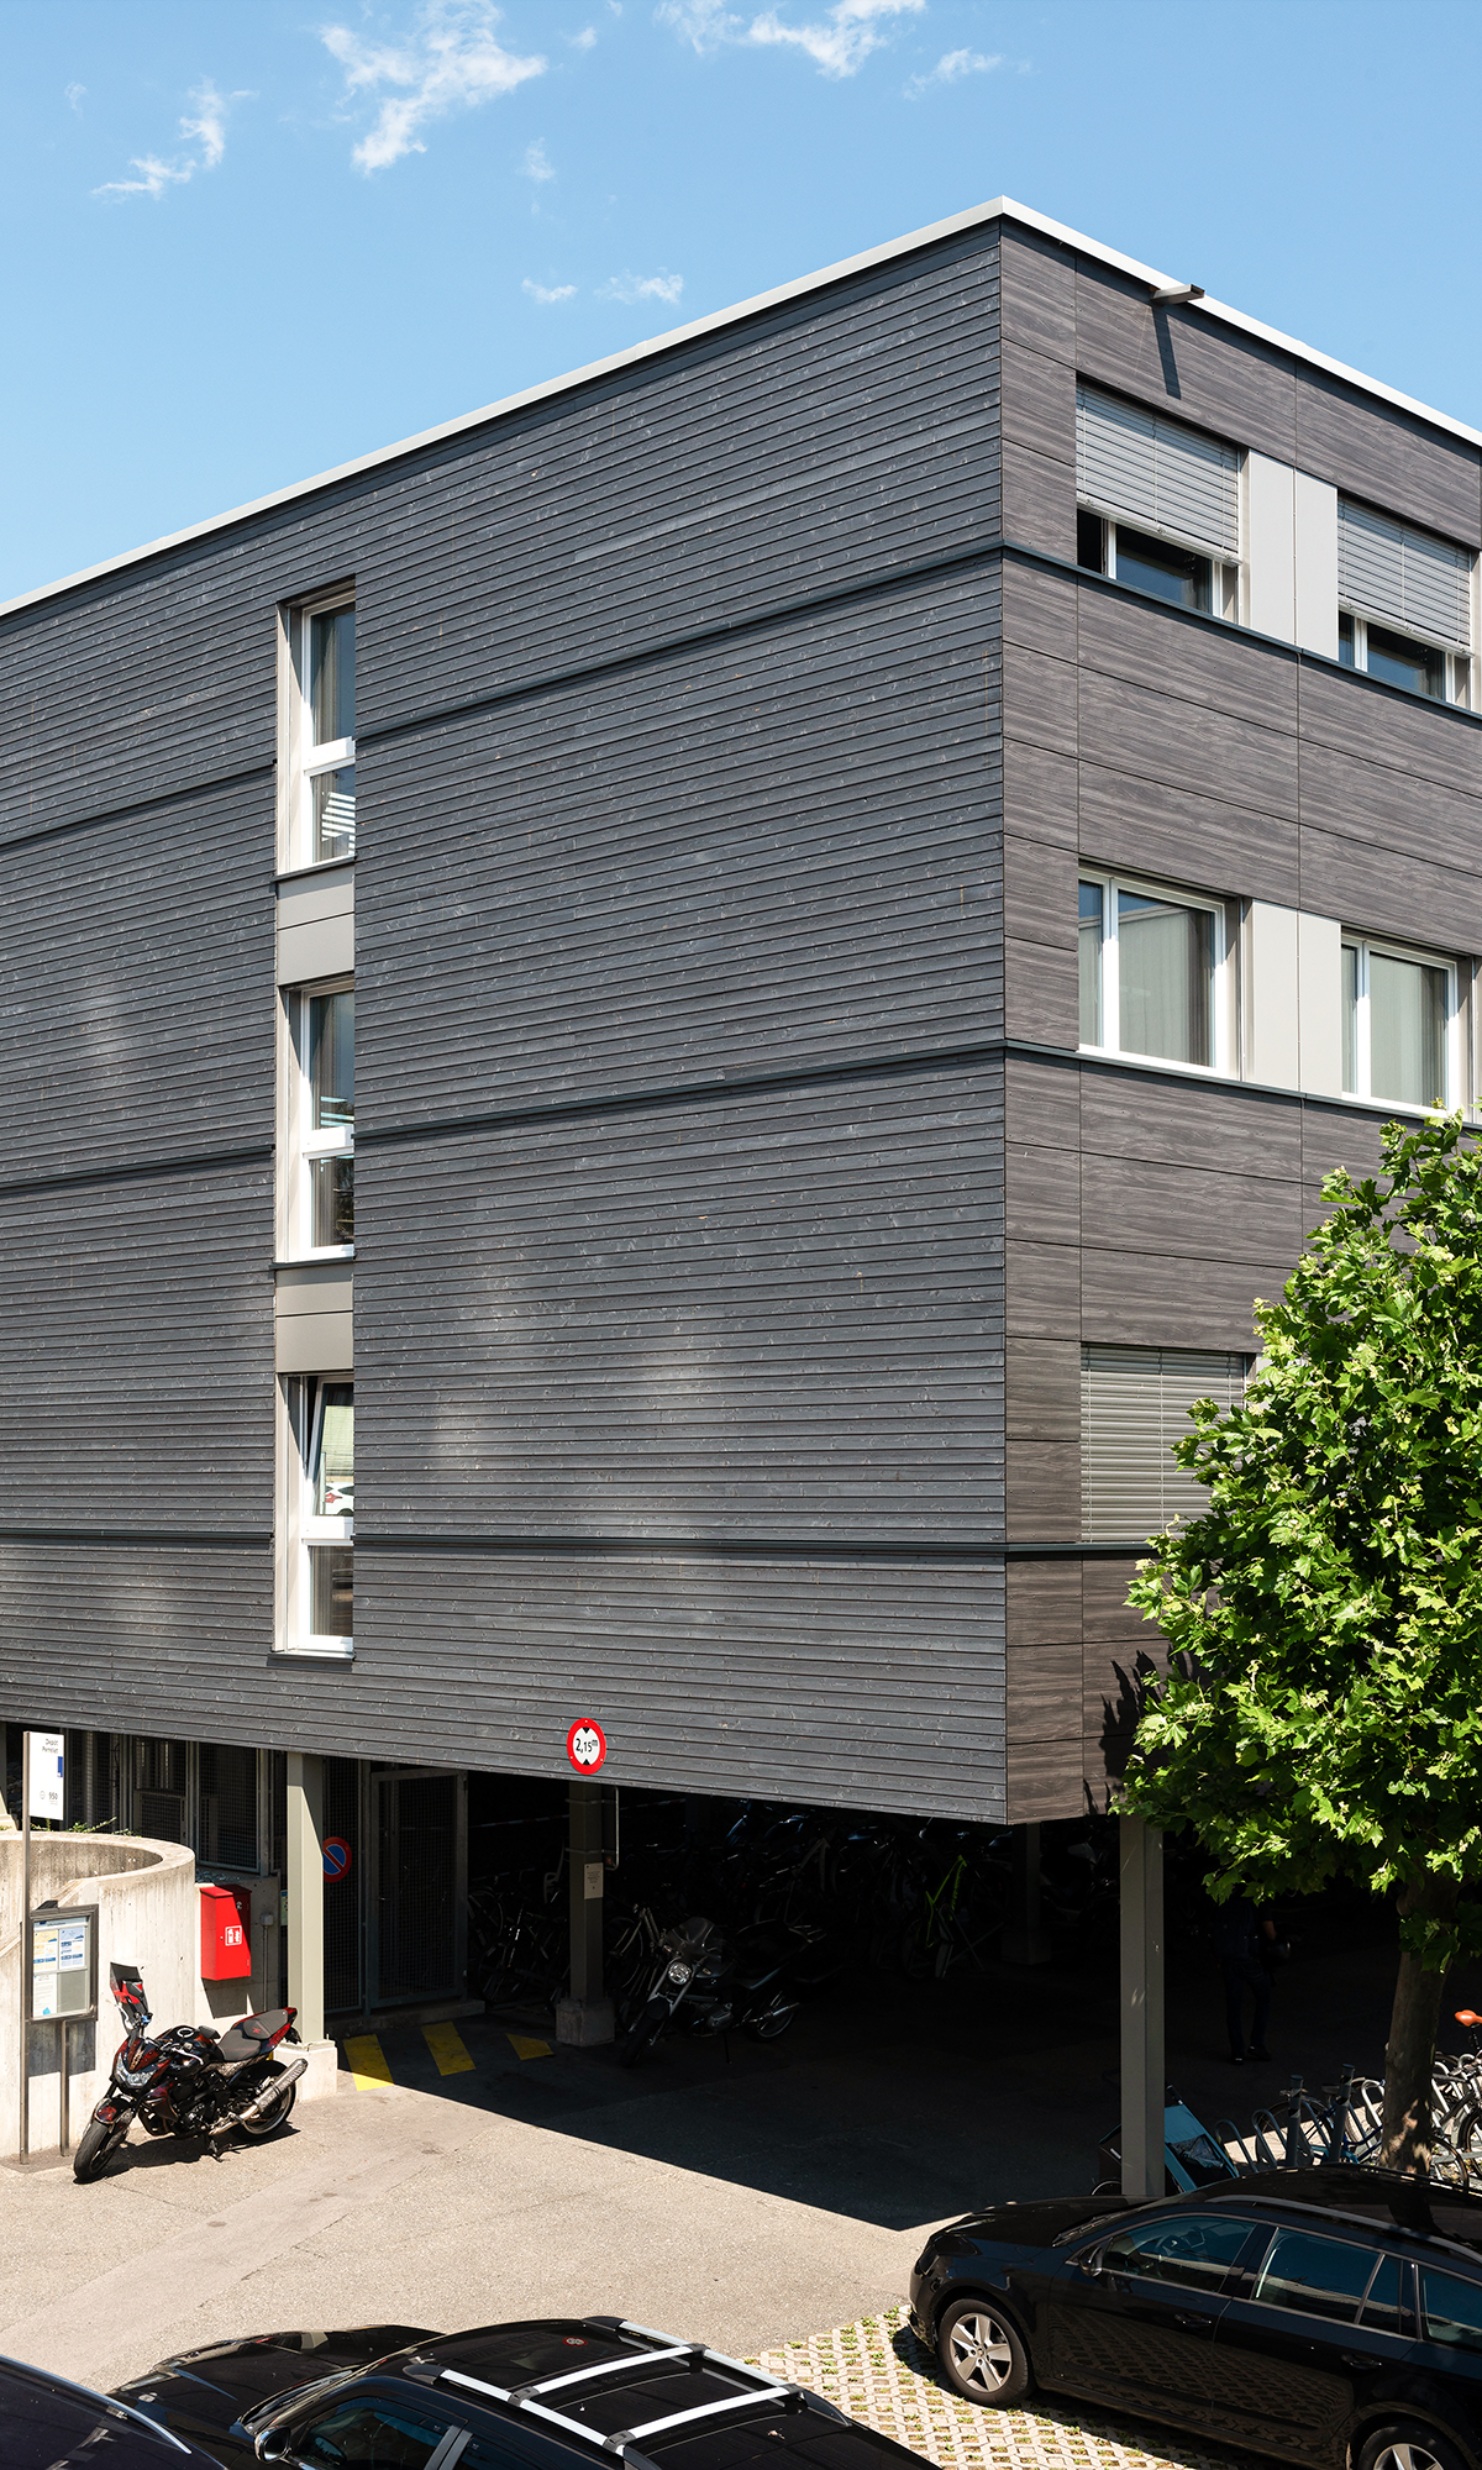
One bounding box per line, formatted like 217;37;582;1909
73;1963;306;2182
615;1916;801;2066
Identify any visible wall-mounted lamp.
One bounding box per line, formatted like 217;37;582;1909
1150;283;1205;306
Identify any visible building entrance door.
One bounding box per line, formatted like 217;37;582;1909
371;1769;466;2008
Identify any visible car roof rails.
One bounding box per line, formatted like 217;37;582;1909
404;2319;837;2468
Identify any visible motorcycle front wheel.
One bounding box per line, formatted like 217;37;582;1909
73;2116;130;2183
236;2062;297;2140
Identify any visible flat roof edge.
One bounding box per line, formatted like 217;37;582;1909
5;195;1480;623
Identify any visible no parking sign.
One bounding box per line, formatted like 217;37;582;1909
323;1835;353;1882
566;1719;607;1774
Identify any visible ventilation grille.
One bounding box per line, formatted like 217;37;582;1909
1076;386;1240;556
1081;1345;1247;1542
1339;500;1472;649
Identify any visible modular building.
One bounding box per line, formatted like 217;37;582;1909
3;198;1478;2046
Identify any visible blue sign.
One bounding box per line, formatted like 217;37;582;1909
323;1835;352;1882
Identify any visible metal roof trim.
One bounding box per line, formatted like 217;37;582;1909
4;194;1480;625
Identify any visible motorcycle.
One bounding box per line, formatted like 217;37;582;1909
615;1915;801;2066
73;1962;306;2183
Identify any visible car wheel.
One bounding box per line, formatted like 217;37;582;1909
1358;2424;1469;2470
936;2296;1033;2407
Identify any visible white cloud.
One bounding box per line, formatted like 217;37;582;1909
65;82;86;112
95;79;241;199
568;24;599;44
522;137;555;180
904;44;1003;96
322;0;544;174
659;0;921;75
655;0;740;47
523;277;576;301
601;268;684;304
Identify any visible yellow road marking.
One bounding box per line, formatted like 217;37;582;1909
507;2032;552;2061
423;2022;475;2076
343;2033;392;2089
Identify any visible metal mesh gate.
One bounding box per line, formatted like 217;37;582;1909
374;1772;460;2004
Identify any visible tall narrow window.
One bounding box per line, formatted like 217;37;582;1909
288;596;357;866
284;1377;354;1656
288;982;354;1254
1341;936;1453;1109
1078;872;1225;1072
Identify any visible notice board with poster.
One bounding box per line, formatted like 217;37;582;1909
28;1904;97;2022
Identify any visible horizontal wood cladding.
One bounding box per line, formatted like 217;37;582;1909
358;233;1001;736
0;1544;273;1737
347;1548;1006;1817
0;1540;1005;1815
0;777;274;1182
357;575;1004;1125
356;1067;1004;1544
0;232;999;850
0;1163;274;1527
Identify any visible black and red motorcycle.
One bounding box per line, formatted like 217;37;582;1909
73;1963;306;2183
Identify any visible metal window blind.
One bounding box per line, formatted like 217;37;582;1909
1076;386;1241;556
1081;1345;1247;1542
1338;499;1472;649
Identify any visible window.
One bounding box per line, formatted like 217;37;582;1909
1082;1346;1248;1542
286;2396;450;2467
1079;874;1226;1072
284;1377;354;1657
1338;501;1472;705
1341;936;1453;1110
1361;2255;1406;2336
1421;2265;1482;2354
287;594;357;867
287;982;354;1255
1250;2228;1382;2324
1095;2213;1253;2293
1076;387;1241;621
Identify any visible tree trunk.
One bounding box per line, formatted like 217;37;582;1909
1380;1875;1459;2175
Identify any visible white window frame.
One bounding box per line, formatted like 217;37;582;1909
278;586;356;875
278;1375;354;1660
281;976;354;1263
1081;509;1242;625
1079;870;1231;1078
1337;608;1471;709
1341;932;1458;1113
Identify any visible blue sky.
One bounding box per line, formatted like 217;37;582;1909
3;0;1481;603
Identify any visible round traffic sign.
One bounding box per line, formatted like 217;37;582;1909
323;1835;352;1882
566;1719;607;1774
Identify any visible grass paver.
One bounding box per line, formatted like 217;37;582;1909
756;2308;1260;2470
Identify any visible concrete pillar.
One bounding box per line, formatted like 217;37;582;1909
1120;1814;1165;2201
285;1753;325;2045
555;1780;613;2046
1003;1822;1052;1966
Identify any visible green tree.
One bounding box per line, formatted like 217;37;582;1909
1122;1111;1482;2176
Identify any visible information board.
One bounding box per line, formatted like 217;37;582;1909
26;1732;64;1822
29;1906;96;2022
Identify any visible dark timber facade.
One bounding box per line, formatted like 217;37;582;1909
3;199;1480;1951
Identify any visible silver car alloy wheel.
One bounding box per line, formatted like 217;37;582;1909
947;2310;1015;2397
1373;2448;1442;2470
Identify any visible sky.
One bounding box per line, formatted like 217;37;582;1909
3;0;1482;604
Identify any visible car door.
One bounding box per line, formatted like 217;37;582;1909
1414;2261;1482;2451
1211;2223;1394;2460
1044;2210;1258;2432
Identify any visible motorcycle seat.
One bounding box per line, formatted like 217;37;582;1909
217;2010;288;2062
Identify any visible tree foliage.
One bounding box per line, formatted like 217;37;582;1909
1122;1112;1482;2006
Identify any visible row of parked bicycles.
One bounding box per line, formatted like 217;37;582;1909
1203;2016;1482;2190
465;1798;1120;2040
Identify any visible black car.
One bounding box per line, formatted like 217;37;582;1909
113;2314;933;2470
910;2167;1482;2470
0;2349;227;2469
